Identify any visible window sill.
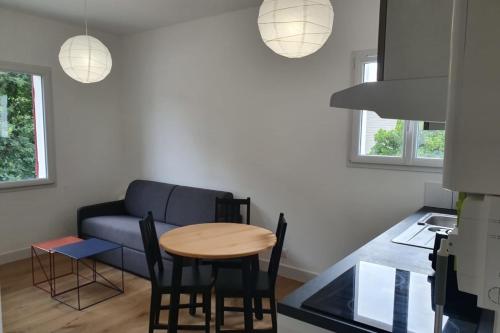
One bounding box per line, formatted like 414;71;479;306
348;160;443;173
0;178;55;191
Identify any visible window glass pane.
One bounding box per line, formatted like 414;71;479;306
0;71;47;182
359;112;404;157
416;122;445;159
363;62;377;83
358;62;404;158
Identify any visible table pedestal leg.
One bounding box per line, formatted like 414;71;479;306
242;256;254;333
168;255;183;333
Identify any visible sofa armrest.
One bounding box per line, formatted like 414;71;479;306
77;200;126;236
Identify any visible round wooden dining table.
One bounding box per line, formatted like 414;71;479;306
160;223;277;333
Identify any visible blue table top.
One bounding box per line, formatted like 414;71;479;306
54;238;122;260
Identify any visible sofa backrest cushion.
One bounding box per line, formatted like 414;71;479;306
124;180;176;222
165;186;232;227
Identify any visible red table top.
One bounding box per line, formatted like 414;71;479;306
32;236;83;252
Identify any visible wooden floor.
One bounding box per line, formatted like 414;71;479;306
0;256;302;333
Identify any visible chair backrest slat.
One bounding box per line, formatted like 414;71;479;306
215;197;251;224
268;213;287;287
139;212;164;287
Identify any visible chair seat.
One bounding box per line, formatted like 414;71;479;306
215;268;271;295
156;265;213;292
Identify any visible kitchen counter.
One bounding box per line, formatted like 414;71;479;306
278;207;494;332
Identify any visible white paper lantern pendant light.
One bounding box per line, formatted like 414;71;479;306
258;0;334;59
59;0;112;83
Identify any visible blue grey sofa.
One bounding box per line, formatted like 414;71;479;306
77;180;232;278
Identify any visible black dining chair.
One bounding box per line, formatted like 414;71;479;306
211;197;253;272
214;213;288;333
139;212;213;333
215;197;251;224
190;197;256;316
208;197;263;317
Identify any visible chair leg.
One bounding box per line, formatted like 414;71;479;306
215;294;222;333
189;292;197;316
270;294;277;333
220;296;224;326
204;291;211;333
149;291;160;333
254;296;263;320
155;294;162;324
168;256;183;333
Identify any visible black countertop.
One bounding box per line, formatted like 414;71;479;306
278;207;494;333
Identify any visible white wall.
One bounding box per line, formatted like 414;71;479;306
121;0;442;276
0;9;127;263
0;1;444;276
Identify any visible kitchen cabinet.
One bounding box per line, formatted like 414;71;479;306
443;0;500;196
379;0;453;81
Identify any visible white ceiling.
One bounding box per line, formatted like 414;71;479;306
0;0;260;35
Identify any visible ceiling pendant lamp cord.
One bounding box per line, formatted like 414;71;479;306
84;0;90;82
84;0;88;36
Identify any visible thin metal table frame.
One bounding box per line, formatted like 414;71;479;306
31;237;83;296
51;239;125;311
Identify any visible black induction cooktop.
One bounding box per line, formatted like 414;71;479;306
302;261;477;333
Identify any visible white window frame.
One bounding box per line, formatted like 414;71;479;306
349;50;443;172
0;61;56;190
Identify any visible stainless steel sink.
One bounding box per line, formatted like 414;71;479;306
420;214;456;229
392;213;457;249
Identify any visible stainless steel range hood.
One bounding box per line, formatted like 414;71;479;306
331;77;448;122
331;0;453;122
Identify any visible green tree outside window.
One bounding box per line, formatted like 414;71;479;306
370;120;445;158
370;120;404;156
0;72;36;181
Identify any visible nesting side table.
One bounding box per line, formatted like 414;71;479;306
31;236;83;296
31;237;124;310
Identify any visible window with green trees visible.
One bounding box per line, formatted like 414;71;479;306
0;65;52;188
350;51;445;169
369;120;405;157
368;119;446;159
415;122;445;159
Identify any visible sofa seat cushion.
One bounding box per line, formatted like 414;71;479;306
80;215;177;260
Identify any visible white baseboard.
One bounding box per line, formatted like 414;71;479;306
260;259;318;283
0;247;31;266
0;284;3;333
0;283;3;333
